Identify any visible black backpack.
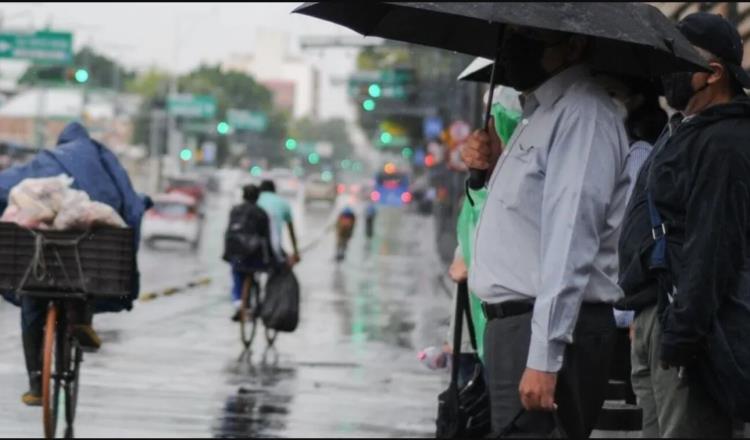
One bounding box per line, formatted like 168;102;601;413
222;203;271;269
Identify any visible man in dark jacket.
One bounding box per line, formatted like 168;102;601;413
616;12;750;437
0;122;150;406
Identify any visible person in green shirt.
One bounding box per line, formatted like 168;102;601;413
448;86;521;366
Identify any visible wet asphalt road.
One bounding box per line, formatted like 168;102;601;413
0;188;453;438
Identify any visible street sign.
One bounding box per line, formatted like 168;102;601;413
167;94;216;118
0;31;73;65
227;109;267;131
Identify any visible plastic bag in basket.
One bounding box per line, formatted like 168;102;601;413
2;174;73;227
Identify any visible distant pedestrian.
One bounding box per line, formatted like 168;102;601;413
335;206;356;261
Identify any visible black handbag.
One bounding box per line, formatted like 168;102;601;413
435;281;491;439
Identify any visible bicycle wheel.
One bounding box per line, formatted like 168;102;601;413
42;305;62;439
239;276;259;349
264;327;278;347
63;342;82;439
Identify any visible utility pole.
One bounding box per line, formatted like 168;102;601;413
149;108;166;193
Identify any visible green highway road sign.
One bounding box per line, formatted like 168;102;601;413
227;109;267;131
167;94;216;118
0;31;73;65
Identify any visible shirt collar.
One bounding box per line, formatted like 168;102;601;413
525;64;590;111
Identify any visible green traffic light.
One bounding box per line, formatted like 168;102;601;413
321;171;333;182
402;147;413;159
216;121;230;135
250;166;263;177
368;83;381;98
74;69;89;84
362;99;376;111
380;132;393;144
285;138;298;150
308;152;320;165
340;159;352;169
179;148;192;161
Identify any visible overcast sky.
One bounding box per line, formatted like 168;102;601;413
0;2;370;119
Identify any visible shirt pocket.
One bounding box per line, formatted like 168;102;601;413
510;142;536;163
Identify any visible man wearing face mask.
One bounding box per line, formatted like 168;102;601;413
616;12;750;438
461;25;630;437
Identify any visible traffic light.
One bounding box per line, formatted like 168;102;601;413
402;147;413;159
340;159;352;170
362;99;376;112
74;68;89;84
179;148;192;162
380;132;393;144
250;166;263;177
285;138;298;151
308;152;320;165
321;171;333;182
368;83;381;98
216;121;230;135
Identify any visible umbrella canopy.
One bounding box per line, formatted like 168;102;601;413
293;2;710;80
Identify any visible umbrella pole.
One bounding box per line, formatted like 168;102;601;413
468;30;503;190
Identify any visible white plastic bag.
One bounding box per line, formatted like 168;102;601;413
2;175;73;227
53;190;126;230
1;174;127;230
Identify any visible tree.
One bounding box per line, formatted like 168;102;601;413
288;117;354;162
128;64;289;166
19;46;135;89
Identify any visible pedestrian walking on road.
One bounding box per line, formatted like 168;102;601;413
616;12;750;437
461;25;629;438
335;206;356;262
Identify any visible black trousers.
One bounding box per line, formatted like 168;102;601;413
484;302;616;438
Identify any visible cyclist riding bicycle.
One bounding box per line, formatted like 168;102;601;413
223;184;274;321
0;122;150;406
257;180;300;267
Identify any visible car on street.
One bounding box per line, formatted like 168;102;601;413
141;192;203;249
165;175;207;205
304;174;337;205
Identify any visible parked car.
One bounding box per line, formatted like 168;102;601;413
304;174;337;205
141;192;203;249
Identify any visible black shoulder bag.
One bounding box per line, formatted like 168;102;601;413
435;280;491;439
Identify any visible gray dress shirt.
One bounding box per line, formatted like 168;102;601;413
469;64;630;372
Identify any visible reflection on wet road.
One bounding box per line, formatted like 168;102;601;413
0;190;451;438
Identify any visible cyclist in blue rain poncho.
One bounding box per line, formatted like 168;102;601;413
0;122;150;406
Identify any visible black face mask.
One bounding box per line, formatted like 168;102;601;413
661;71;709;111
499;32;561;91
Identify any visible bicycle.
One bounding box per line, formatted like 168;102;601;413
22;290;86;439
238;272;278;357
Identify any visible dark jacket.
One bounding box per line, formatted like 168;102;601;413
223;202;273;272
0;122;150;312
616;96;750;418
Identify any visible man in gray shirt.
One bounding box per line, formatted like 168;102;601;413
461;25;629;437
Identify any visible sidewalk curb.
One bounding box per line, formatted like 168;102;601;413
138;277;213;303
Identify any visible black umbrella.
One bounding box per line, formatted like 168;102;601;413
294;2;708;187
